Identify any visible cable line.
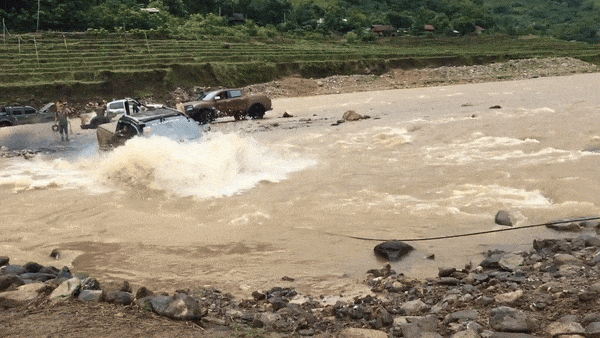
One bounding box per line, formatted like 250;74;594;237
324;216;600;242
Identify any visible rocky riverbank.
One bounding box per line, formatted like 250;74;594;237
3;218;600;337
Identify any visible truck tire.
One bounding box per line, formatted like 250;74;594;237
0;121;13;127
193;109;215;125
248;104;265;119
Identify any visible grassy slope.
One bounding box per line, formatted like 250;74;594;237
1;33;599;106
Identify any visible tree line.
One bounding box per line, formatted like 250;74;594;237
1;0;599;43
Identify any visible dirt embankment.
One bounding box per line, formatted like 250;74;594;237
52;57;597;115
242;57;597;100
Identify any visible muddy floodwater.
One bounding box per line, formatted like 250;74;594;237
2;73;600;298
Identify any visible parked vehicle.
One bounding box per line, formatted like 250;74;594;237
0;105;56;127
180;89;271;124
106;98;144;117
96;107;203;150
82;99;165;129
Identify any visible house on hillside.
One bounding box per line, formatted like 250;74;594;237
370;25;397;36
475;26;486;34
141;8;159;13
424;24;435;32
229;13;245;25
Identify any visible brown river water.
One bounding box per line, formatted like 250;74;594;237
2;73;600;298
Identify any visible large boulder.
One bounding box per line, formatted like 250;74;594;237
50;277;82;303
495;210;513;226
139;293;204;321
342;110;363;121
0;283;52;308
374;241;414;261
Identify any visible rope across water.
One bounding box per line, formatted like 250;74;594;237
324;216;600;242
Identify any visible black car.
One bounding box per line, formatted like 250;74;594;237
96;108;203;149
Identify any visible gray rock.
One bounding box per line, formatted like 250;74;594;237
558;315;579;323
439;267;457;277
118;280;132;293
467;322;484;332
135;286;154;300
57;266;72;280
583;314;600;327
546;321;584;337
0;274;25;292
4;265;26;275
399;316;440;338
50;277;82;302
480;254;503;269
374;241;414;261
253;312;282;328
23;262;43;273
554;254;580;266
38;266;59;275
401;299;430;315
495;210;513;226
78;290;103;303
298;329;315;336
578;234;600;247
142;293;204;321
494;290;524;304
342;110;363;121
81;277;101;291
338;328;388;338
452;330;481;338
478;296;495;306
499;253;524;271
437;277;460;285
585;322;600;338
589;252;600;265
489;333;538;338
49;249;60;259
0;283;50;308
104;290;134;305
489;306;537;333
19;273;57;282
446;310;479;323
546;221;582;232
375;306;393;326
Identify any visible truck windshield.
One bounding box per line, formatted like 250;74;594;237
143;116;203;141
201;90;222;101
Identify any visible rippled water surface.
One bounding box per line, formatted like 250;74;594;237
2;73;600;296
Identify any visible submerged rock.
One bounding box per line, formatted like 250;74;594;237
374;241;414;261
495;210;513;226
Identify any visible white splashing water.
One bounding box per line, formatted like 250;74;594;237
0;132;316;198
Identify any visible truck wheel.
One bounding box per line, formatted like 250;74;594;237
0;121;12;127
248;104;265;119
193;109;213;125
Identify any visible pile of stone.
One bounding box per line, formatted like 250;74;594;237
3;228;600;337
0;146;40;159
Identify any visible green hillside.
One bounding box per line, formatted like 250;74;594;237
1;32;599;106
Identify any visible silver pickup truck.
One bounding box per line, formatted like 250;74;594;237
0;104;55;127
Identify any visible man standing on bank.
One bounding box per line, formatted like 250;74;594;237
56;100;69;141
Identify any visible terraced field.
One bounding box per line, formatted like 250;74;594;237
0;32;598;105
